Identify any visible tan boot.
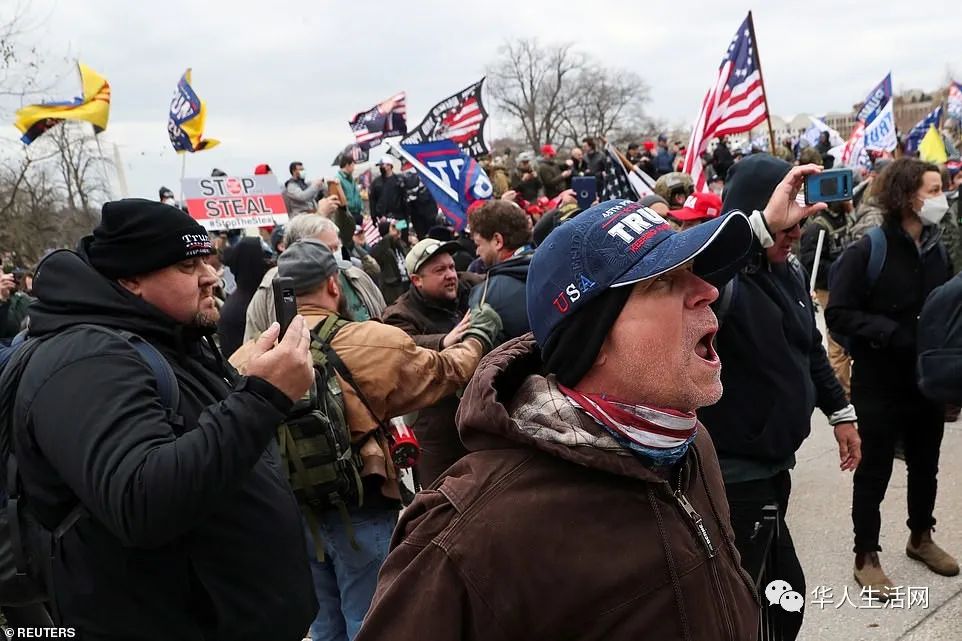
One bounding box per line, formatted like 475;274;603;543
854;552;893;602
907;530;961;576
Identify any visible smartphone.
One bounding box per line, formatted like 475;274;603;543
272;276;297;339
804;168;854;205
572;176;597;210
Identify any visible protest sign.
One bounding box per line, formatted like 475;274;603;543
182;175;288;230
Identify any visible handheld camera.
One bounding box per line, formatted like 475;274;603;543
804;168;854;205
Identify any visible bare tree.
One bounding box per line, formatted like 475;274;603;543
486;39;583;153
45;122;112;212
486;39;650;153
558;66;649;146
0;156;97;266
0;123;109;266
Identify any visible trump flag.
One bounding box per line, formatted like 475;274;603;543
168;69;220;153
397;140;492;231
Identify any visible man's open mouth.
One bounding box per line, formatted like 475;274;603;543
694;329;719;363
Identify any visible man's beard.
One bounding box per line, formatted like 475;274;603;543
336;292;354;321
193;307;220;329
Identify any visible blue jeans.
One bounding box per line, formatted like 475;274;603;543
303;507;398;641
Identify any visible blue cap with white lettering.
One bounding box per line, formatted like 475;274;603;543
526;199;754;347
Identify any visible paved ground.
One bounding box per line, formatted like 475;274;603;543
791;334;962;639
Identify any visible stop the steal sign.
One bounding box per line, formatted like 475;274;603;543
182;175;289;230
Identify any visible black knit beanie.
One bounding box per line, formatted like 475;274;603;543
541;285;634;387
87;199;213;278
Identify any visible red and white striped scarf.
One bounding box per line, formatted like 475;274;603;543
559;385;697;451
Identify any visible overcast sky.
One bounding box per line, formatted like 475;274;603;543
0;0;957;200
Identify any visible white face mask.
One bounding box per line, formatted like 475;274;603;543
920;192;949;225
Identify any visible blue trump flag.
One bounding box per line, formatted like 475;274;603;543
904;105;943;155
396;140;492;231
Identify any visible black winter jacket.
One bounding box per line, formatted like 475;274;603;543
12;246;316;641
468;251;533;341
699;255;849;462
826;221;952;388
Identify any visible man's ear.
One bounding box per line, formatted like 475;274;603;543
410;273;423;290
117;275;144;296
327;274;340;298
492;232;505;252
592;335;611;368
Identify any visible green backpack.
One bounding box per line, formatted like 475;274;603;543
278;315;365;558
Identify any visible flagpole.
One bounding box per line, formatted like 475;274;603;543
179;153;187;204
112;143;129;197
747;11;777;154
92;129;115;201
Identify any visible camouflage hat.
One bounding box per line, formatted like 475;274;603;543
798;147;823;166
653;172;694;207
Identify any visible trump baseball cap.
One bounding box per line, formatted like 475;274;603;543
526;199;754;346
670;192;723;222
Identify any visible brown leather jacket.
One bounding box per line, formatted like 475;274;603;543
230;303;483;500
357;337;759;641
382;273;483;485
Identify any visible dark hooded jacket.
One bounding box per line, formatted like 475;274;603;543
217;238;270;358
355;337;759;641
381;272;482;485
12;245;316;641
467;251;533;341
699;155;848;470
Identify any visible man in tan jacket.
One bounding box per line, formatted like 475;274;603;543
231;238;501;641
243;215;386;346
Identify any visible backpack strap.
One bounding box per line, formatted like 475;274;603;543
866;226;887;288
67;326;181;424
123;333;181;424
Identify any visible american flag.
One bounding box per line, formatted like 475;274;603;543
683;14;769;192
602;143;642;201
402;80;490;157
361;216;381;247
349;92;408;151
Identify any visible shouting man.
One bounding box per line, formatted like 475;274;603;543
356;167;827;640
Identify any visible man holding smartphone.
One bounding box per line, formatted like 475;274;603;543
7;199;319;640
230;239;502;641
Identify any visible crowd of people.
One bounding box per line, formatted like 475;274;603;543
2;124;962;641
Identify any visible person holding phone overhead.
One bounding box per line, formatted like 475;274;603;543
699;157;860;641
